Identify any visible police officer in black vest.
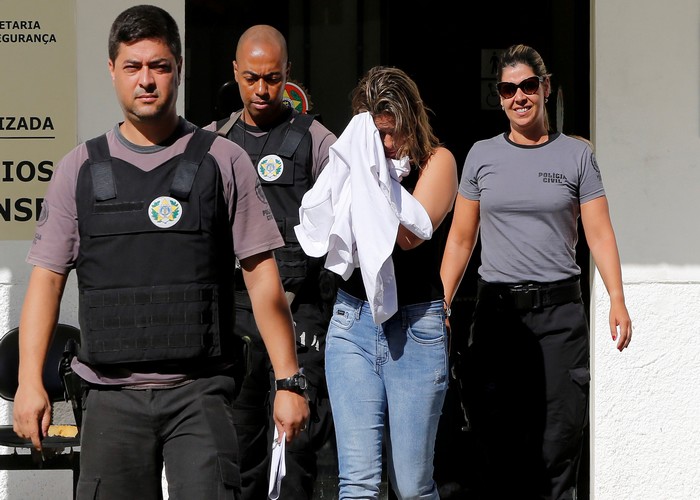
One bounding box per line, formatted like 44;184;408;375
205;24;337;500
14;7;308;499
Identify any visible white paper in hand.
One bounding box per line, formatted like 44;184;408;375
268;427;286;499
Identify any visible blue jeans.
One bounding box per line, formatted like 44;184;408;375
325;289;448;500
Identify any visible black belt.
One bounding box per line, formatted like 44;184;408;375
477;277;581;310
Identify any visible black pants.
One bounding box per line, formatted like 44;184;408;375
78;375;240;500
465;286;590;500
233;300;335;500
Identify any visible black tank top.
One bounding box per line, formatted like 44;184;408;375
339;164;446;306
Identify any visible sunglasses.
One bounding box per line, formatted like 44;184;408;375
496;76;544;99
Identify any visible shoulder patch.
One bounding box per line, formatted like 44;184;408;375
255;177;267;203
37;200;49;226
590;152;600;174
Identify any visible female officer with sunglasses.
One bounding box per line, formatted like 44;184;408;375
441;44;632;499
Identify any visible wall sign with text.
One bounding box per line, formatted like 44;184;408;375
480;48;504;111
0;0;77;240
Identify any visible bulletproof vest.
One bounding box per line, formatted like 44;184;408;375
222;109;314;294
74;129;238;367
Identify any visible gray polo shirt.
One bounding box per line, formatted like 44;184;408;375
460;132;605;283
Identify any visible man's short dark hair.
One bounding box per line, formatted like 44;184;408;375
108;5;181;62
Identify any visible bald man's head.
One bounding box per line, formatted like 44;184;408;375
236;25;288;64
233;25;291;126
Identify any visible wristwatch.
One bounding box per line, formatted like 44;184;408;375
275;370;308;396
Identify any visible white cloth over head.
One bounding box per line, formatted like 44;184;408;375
294;111;433;324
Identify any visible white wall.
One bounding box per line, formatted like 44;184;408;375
591;1;700;498
0;2;183;499
76;0;186;143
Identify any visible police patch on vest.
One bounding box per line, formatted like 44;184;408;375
149;196;182;228
258;154;284;182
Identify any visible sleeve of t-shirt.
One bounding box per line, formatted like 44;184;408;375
208;136;284;260
309;121;337;180
578;146;606;204
458;143;482;201
202;120;217;133
26;145;87;274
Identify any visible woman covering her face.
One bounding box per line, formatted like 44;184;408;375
321;66;458;499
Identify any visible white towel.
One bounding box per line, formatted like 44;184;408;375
294;112;433;324
268;428;286;499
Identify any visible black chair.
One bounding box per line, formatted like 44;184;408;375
0;324;82;499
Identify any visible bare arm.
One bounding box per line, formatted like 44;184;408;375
13;266;67;450
240;251;310;440
580;196;632;351
397;147;458;250
440;195;480;308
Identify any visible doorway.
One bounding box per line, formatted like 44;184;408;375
185;1;592;497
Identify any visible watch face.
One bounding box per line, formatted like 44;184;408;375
296;374;308;390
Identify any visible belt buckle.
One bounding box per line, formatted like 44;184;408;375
511;284;541;310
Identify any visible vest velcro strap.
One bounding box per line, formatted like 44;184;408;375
276;216;300;243
93;201;143;213
90;331;212;353
274;247;307;278
216;111;242;137
87;287;215;307
170;160;200;200
170;128;218;199
277;112;314;158
86;135;117;201
90;309;214;331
